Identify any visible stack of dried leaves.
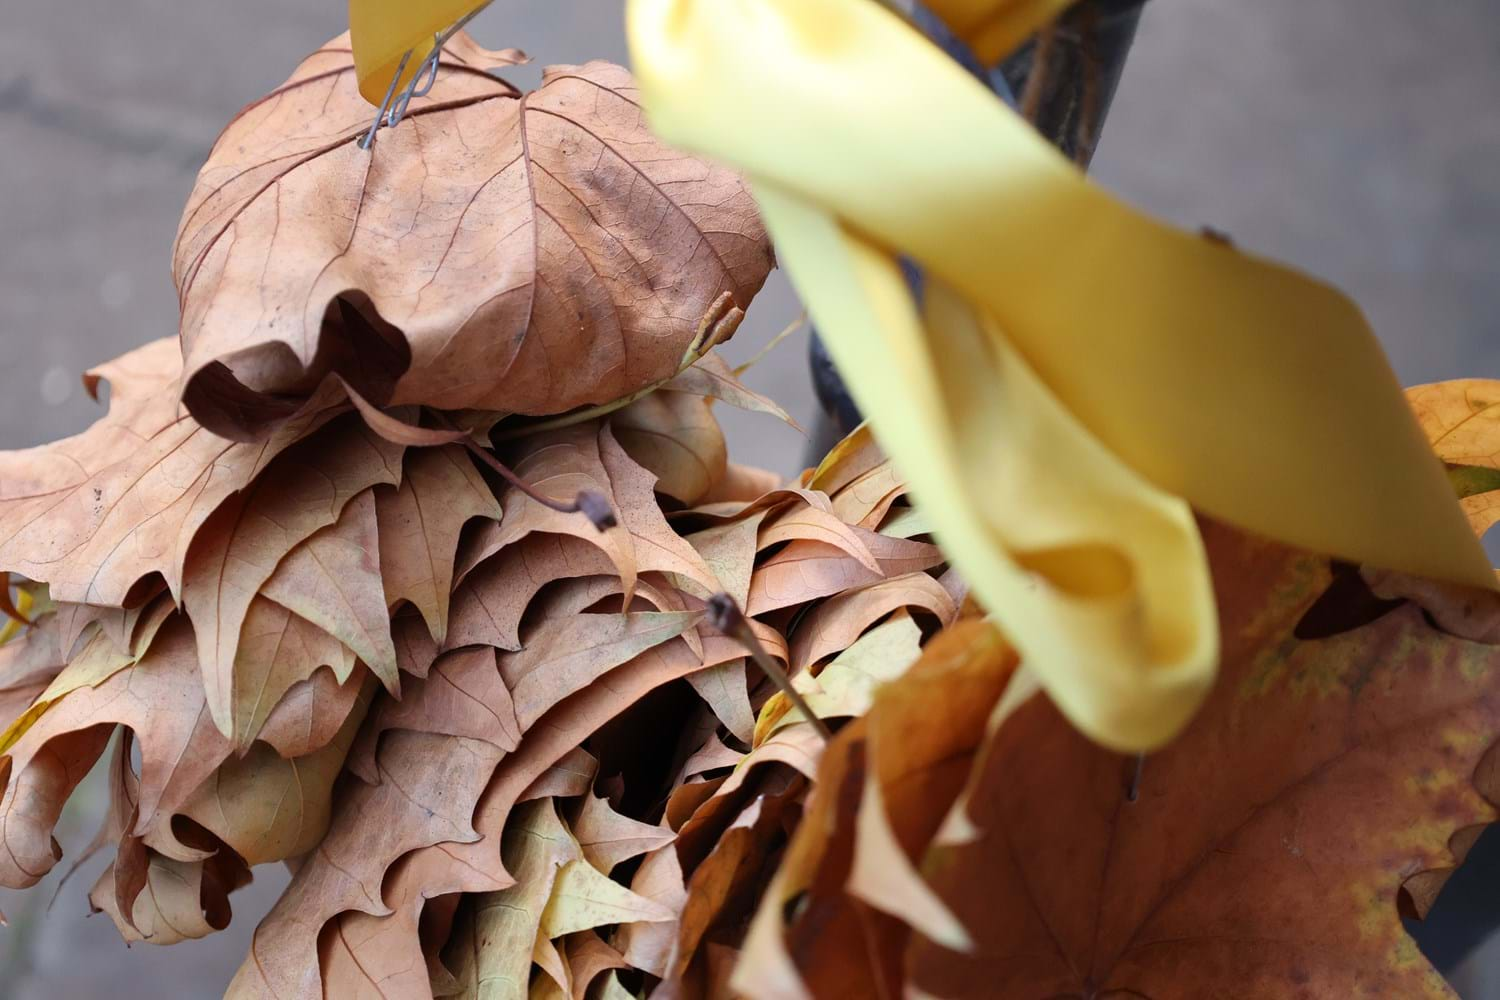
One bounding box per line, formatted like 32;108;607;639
0;30;953;999
6;27;1500;1000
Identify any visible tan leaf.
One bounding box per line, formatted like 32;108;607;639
257;663;370;759
459;425;639;597
745;541;878;617
174;35;772;440
686;659;756;742
612;390;727;506
322;840;514;1000
229;725;508;999
542;857;675;938
521;748;603;803
0;338;344;607
231;596;357;752
179;676;370;865
376;445;501;643
566;932;629;1000
0;725;112;889
572;791;675;873
687;512;770;606
678;734;747;784
597;424;722;595
759;514;876;576
0;616;234;886
499;611;701;730
182;416;403;734
832;462;908;529
259;487;399;691
348;646;521;784
663;351;803;432
448;534;619;652
90;848;250;947
788;572;956;672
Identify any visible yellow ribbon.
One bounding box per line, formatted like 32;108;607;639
348;0;486;105
351;0;1493;750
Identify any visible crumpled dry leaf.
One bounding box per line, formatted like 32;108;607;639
0;615;231;888
174;33;772;441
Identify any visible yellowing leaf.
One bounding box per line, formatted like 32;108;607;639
542;858;675;938
571;792;675;874
348;0;491;104
475;799;581;998
178;677;370;865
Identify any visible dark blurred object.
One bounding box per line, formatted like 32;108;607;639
1000;0;1143;165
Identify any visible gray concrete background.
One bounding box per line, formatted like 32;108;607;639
0;0;1497;996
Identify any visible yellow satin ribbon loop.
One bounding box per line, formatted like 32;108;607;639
624;0;1495;748
348;0;483;105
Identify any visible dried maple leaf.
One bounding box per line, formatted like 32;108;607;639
230;596;358;752
612;390;728;506
787;571;956;672
1408;379;1500;540
572;790;676;873
177;677;370;866
375;444;501;643
0;616;231;889
0;338;343;608
741;522;1500;999
182;416;403;735
257;488;399;690
173;33;772;441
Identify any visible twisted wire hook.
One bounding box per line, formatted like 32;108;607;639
358;4;491;151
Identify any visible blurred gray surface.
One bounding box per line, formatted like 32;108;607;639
0;0;1497;996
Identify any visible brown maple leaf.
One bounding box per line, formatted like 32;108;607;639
173;33;773;441
740;522;1500;999
0;338;343;609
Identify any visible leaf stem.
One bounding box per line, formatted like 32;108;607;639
427;413;617;532
707;593;832;742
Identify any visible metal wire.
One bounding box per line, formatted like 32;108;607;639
357;3;492;151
